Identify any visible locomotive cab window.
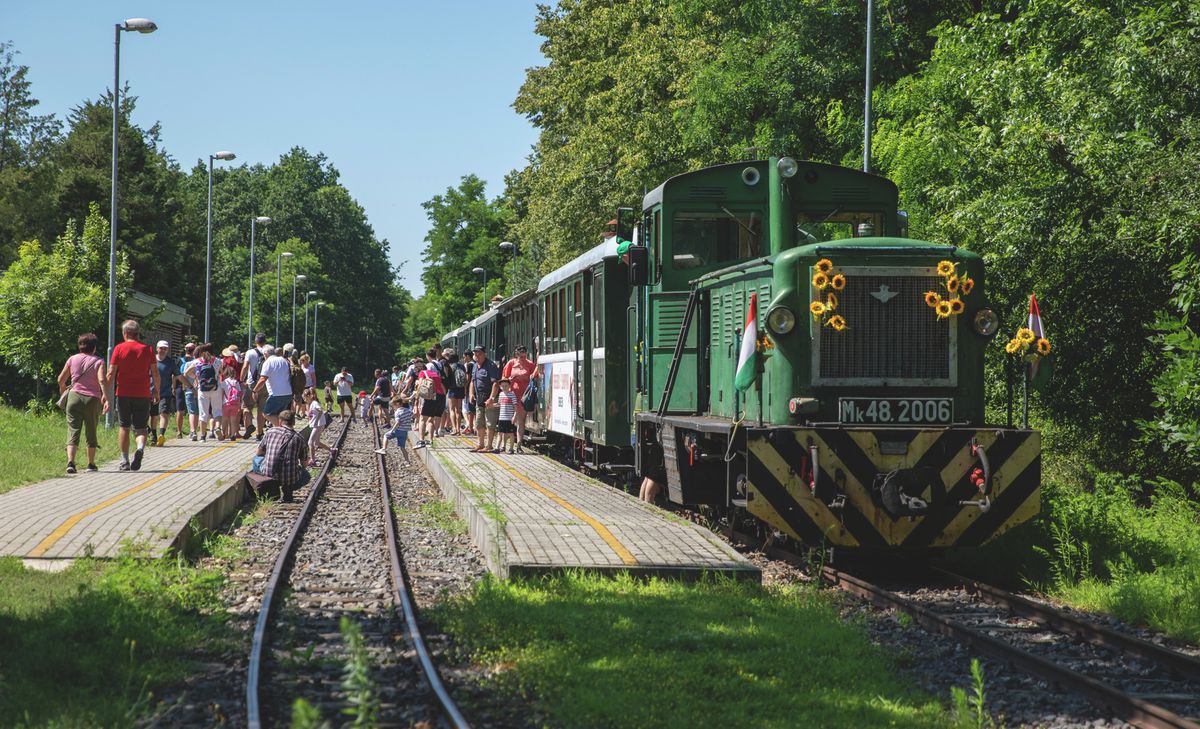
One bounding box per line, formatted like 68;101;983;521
671;209;763;270
795;211;884;242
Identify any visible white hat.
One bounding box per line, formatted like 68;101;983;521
283;342;295;353
155;340;169;349
263;344;277;355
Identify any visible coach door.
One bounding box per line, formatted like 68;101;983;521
572;274;593;426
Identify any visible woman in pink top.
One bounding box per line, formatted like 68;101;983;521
56;332;109;474
501;345;535;452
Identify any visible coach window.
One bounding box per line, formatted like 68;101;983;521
592;269;604;346
558;288;567;351
672;209;763;270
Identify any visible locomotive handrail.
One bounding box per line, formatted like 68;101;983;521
690;256;772;285
656;288;701;418
813;245;957;255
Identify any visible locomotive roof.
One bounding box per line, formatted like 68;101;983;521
537;237;621;292
642;159;897;211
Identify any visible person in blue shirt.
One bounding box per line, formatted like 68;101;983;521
468;346;501;453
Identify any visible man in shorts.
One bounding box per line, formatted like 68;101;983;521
334;366;355;420
175;342;195;438
241;333;267;440
253;344;293;428
153;340;178;446
468;345;500;453
107;319;159;471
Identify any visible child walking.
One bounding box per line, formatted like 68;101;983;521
375;395;413;463
303;387;333;467
220;365;242;441
496;378;517;454
357;390;370;423
323;380;334;413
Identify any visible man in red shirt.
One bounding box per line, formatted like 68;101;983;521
107;319;160;471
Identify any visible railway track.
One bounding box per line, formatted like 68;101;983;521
737;532;1200;729
244;419;469;728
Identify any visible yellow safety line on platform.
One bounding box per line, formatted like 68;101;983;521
27;440;243;558
445;436;638;565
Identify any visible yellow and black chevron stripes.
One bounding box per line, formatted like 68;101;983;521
744;427;1040;549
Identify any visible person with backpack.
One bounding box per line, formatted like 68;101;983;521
220;364;243;441
502;344;535;453
194;343;223;441
444;350;467;435
254;344;294;428
414;350;445;448
241;333;268;440
285;345;307;409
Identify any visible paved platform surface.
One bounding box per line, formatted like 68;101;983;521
0;437;259;560
415;437;759;581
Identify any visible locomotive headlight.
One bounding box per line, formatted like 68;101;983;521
973;308;1000;337
777;156;799;178
767;306;796;335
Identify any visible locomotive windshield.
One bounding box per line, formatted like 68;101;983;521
671;209;763;269
796;210;883;242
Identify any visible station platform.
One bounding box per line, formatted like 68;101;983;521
414;437;760;581
0;437;259;562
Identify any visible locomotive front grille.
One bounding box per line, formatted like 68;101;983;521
812;266;956;386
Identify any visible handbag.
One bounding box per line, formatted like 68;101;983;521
56;390;70;410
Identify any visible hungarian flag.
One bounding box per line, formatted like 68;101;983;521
734;292;759;391
1028;294;1053;390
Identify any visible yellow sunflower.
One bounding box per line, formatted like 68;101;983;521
809;301;827;318
1005;339;1022;354
828;315;847;331
1017;327;1036;343
826;293;839;311
1036;338;1051;356
815;258;834;274
812;272;829;290
949;298;965;315
937;260;955;277
945;275;960;294
936;300;953;319
831;273;847;291
960;277;975;295
924;291;942;308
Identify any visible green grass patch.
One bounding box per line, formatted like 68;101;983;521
0;404;122;495
420;499;468;536
431;571;947;728
0;546;236;727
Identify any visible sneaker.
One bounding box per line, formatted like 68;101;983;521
414;441;427;450
119;461;131;471
190;433;198;442
157;435;165;447
373;448;386;455
243;425;256;439
175;431;183;439
131;448;144;471
86;463;98;472
490;448;503;454
201;434;207;442
516;446;525;454
507;447;515;454
307;458;319;467
66;462;76;474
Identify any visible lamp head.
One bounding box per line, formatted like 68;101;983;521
123;18;157;33
308;290;318;296
472;267;486;275
255;216;271;224
296;274;306;281
280;252;294;258
212;151;236;161
499;241;514;251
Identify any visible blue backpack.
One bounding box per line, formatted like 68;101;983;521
196;361;219;392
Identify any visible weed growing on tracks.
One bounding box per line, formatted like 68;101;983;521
950;659;999;729
339;616;379;727
420;498;468;535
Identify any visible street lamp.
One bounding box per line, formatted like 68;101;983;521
312;301;324;373
472;267;487;314
275;251;294;344
863;0;874;173
205;150;236;342
107;17;156;426
247;216;271;349
291;273;305;345
499;241;517;294
304;290;317;353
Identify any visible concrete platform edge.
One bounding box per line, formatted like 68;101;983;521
417;445;509;578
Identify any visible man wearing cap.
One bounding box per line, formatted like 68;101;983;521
153;341;179;446
241;333;268;440
468;345;501;453
254;344;293;429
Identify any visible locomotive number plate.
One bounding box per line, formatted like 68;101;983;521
838;397;953;425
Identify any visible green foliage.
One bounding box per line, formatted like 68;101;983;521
290;698;330;729
0;205;130;385
339;616;379;728
0;404;122;494
431;571;946;728
1140;254;1200;475
950;659;996;729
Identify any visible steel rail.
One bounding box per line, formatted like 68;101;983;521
372;420;472;729
821;566;1200;729
246;420;350;729
728;531;1199;729
931;566;1200;685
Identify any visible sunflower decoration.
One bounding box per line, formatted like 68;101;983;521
928;259;973;321
811;259;849;332
757;334;776;352
1005;328;1052;360
1036;338;1051;355
1016;327;1035;343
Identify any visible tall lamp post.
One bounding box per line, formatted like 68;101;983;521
312;301;323;373
205;150;236;342
247;216;271;349
863;0;874;173
303;289;317;353
472;267;487;314
291;273;306;345
275;251;293;344
107;17;156;426
499;241;517;294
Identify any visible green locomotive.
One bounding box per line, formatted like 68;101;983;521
448;157;1040;551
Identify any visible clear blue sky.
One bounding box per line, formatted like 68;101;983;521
2;1;544;295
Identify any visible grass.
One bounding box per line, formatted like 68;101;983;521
420;499;468;536
0;546;235;728
0;404;122;495
431;571;948;729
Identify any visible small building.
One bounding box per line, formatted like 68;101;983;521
122;289;192;351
